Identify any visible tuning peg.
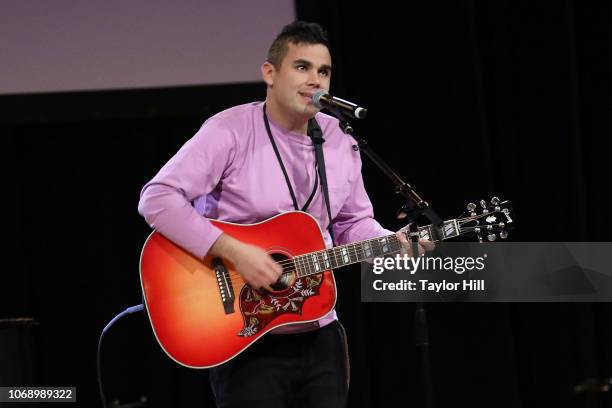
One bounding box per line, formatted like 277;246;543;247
500;230;508;239
487;234;496;241
475;227;483;243
467;202;476;212
491;197;500;205
480;200;489;214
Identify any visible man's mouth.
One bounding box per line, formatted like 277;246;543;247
298;91;314;100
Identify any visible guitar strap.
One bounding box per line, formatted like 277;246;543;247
262;103;336;246
307;117;337;247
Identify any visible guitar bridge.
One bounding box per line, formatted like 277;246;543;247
213;258;235;314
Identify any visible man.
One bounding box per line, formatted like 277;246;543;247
139;21;429;408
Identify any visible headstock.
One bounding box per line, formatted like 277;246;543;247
458;197;514;242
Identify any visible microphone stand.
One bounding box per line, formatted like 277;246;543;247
329;108;442;408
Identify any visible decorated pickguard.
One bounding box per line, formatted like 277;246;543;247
237;273;324;337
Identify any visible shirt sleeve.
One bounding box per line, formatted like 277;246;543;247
332;151;393;245
138;117;237;259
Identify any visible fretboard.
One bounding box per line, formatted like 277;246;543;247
293;218;460;278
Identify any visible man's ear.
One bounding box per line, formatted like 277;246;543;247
261;61;276;87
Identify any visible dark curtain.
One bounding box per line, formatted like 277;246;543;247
1;1;612;406
296;1;612;407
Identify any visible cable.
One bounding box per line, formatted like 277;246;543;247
97;304;144;408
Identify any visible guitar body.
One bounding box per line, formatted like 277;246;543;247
140;211;336;368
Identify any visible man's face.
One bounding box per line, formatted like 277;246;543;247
263;42;332;121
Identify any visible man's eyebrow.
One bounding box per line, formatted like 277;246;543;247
293;59;313;67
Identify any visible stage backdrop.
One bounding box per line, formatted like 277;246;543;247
2;1;612;407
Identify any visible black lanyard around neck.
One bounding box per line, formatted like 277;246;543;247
263;103;318;212
262;103;336;246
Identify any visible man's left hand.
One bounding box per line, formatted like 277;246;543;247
395;225;436;256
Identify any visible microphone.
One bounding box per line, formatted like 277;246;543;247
312;89;368;119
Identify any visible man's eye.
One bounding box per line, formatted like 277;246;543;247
296;65;306;70
320;70;330;77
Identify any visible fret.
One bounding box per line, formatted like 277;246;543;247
388;236;401;255
302;254;311;276
340;247;350;264
347;243;358;263
379;236;390;255
432;225;442;240
364;240;373;259
309;253;316;274
294;256;300;277
442;220;459;239
359;242;368;261
419;226;431;240
357;243;366;261
304;255;311;276
296;256;305;277
363;241;373;259
372;238;383;257
317;251;325;270
321;251;331;270
328;248;340;268
346;244;355;263
355;242;366;262
385;237;394;253
310;253;321;272
342;245;350;265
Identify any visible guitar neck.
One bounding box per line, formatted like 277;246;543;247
294;218;460;278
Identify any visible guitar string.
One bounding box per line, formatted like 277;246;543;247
221;240;403;281
230;235;403;272
262;212;500;273
221;223;508;285
217;217;506;281
218;212;506;278
220;212;505;273
217;215;510;281
222;217;491;276
219;220;509;282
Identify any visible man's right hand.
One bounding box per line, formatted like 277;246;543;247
209;234;283;291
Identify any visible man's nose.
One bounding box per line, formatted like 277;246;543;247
307;71;321;87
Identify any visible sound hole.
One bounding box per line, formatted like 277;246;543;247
269;253;295;291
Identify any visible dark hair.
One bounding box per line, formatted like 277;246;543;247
267;21;330;68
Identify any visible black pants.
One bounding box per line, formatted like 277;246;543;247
208;320;350;408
